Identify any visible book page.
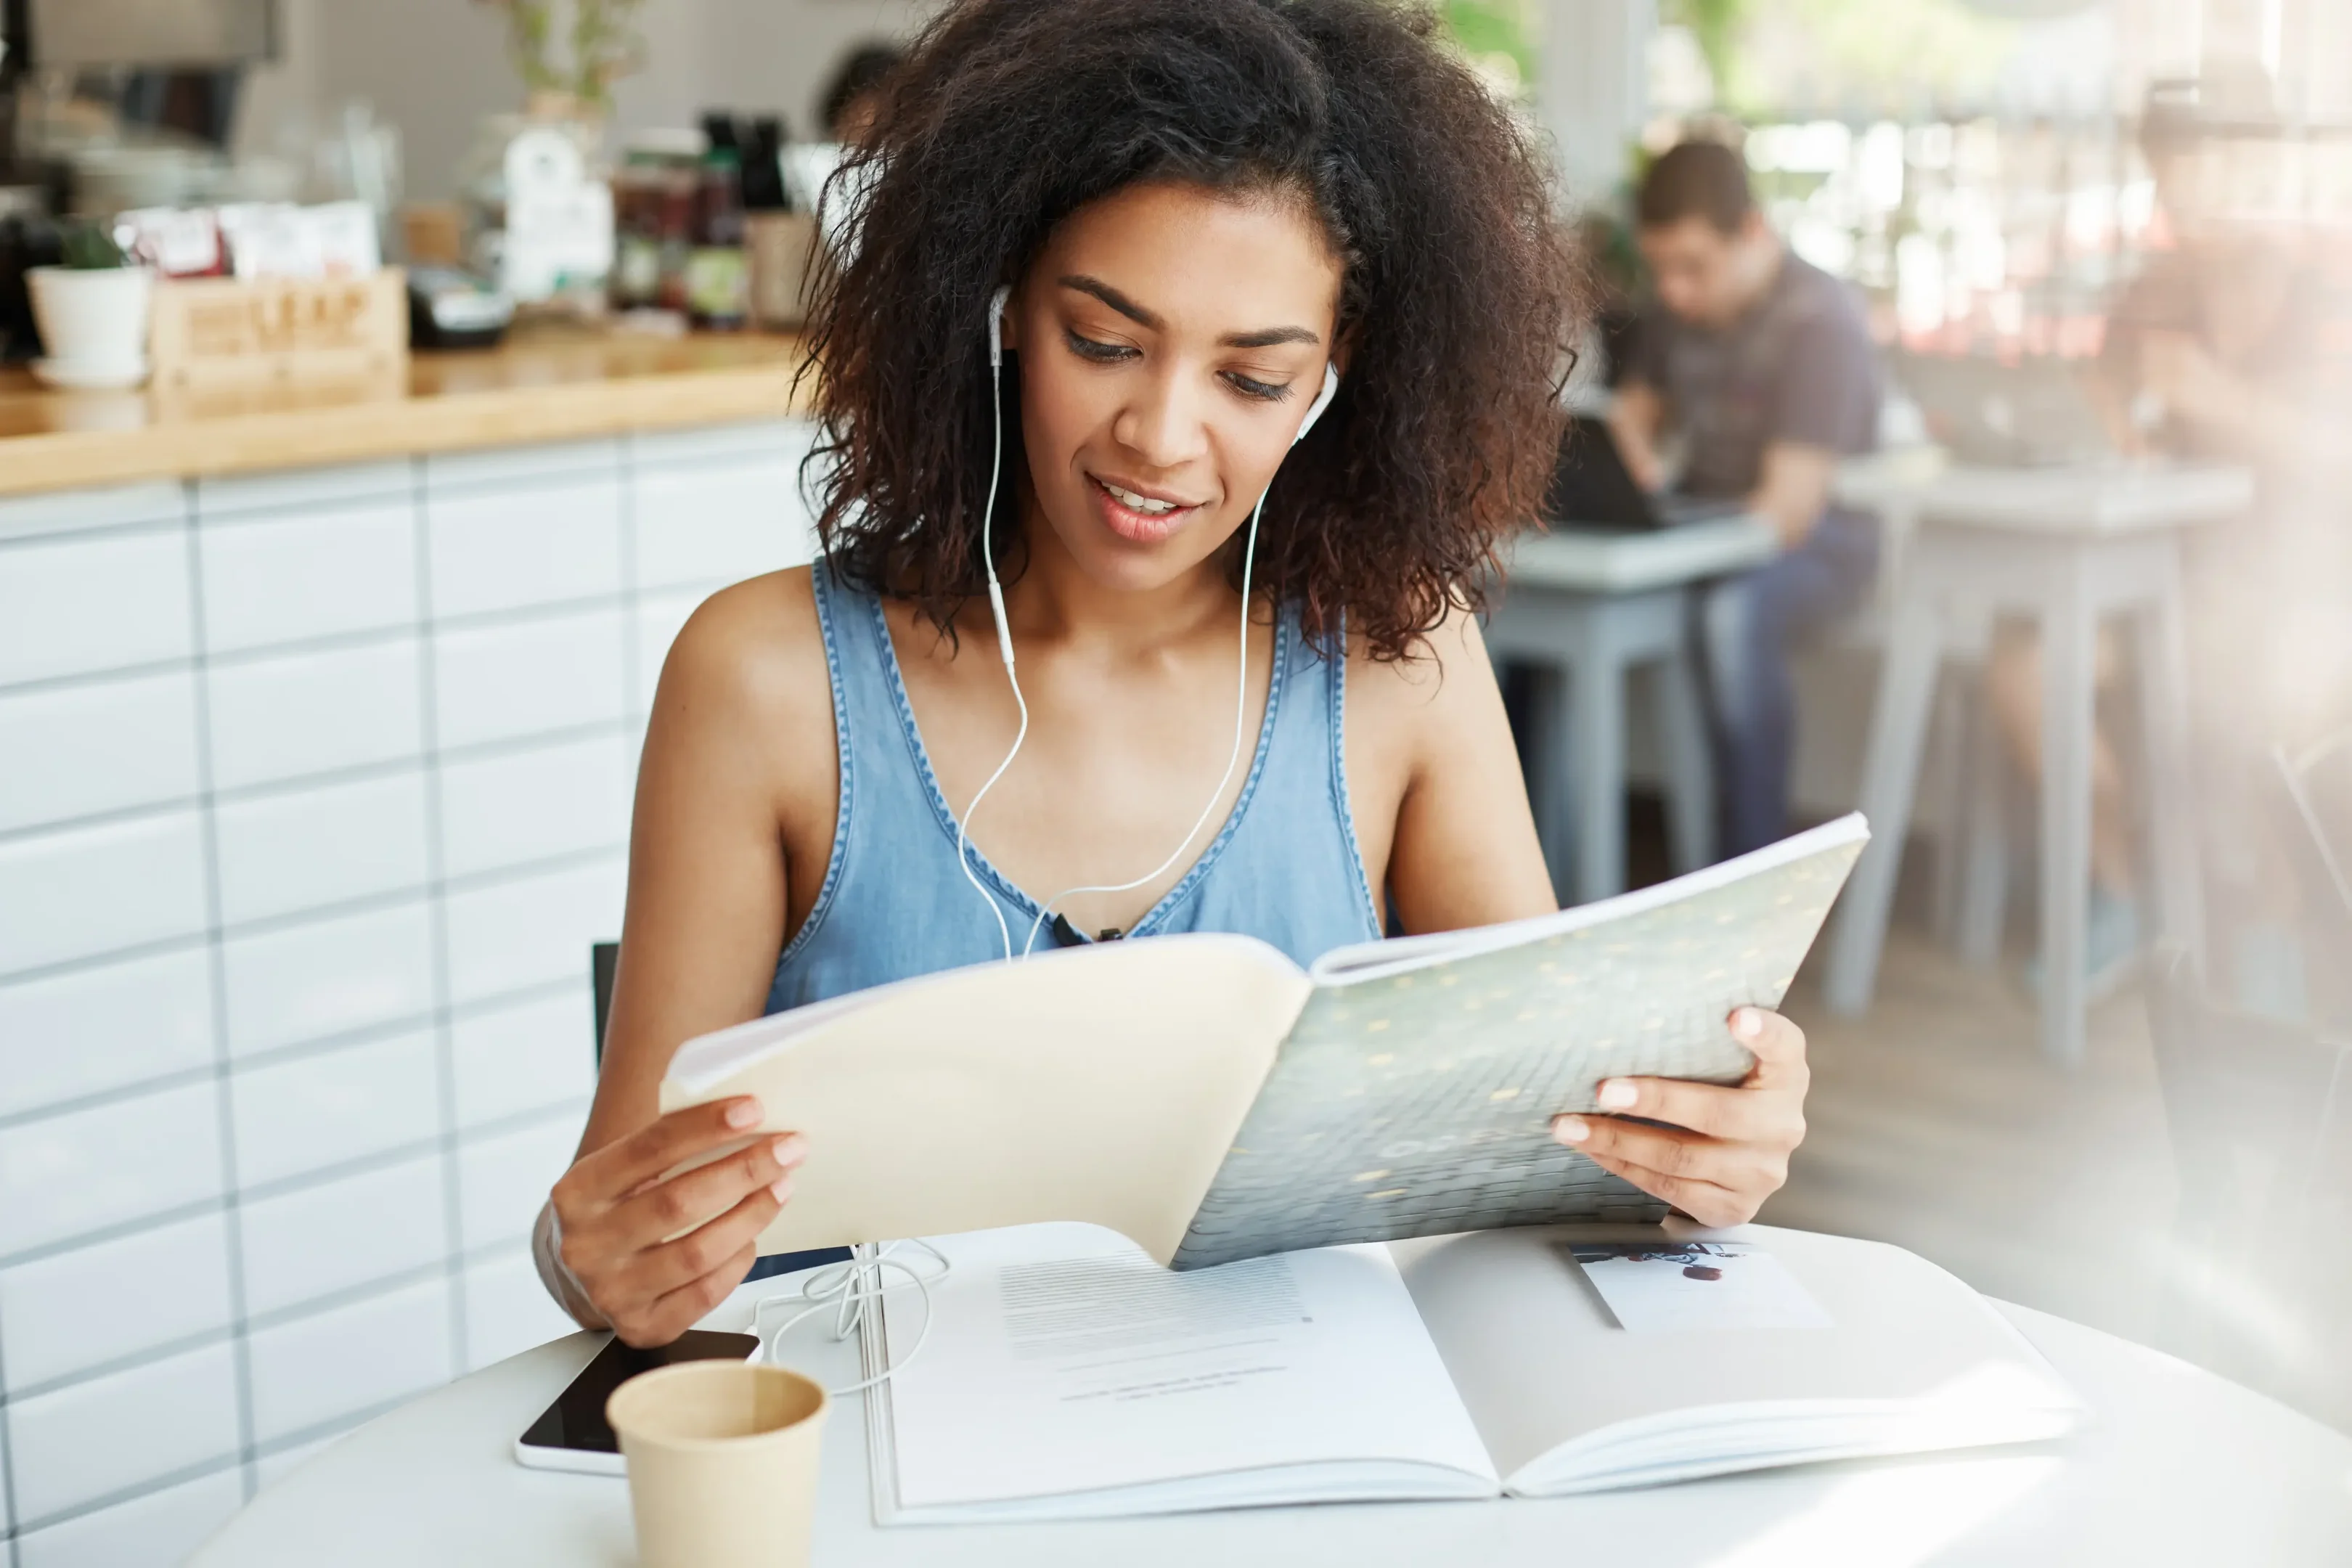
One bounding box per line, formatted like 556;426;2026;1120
1395;1224;2083;1495
870;1223;1498;1521
1170;822;1866;1269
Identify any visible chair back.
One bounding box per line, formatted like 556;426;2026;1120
590;941;619;1066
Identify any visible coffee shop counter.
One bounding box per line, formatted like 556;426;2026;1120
0;330;826;1555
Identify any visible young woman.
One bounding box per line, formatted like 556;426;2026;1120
539;0;1812;1346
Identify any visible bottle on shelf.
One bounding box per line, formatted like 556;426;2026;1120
685;115;749;332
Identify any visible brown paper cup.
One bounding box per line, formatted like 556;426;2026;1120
606;1360;830;1568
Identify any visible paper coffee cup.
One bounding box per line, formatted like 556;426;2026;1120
607;1359;830;1568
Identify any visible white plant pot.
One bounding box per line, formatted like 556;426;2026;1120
27;266;155;389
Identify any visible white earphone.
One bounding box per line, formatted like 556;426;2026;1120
956;284;1338;961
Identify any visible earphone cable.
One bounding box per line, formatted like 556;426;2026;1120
955;338;1022;963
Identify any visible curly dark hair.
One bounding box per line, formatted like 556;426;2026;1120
803;0;1575;660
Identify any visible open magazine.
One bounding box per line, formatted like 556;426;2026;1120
663;815;1869;1269
847;1221;2083;1522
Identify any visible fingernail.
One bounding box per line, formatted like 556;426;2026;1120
1733;1008;1763;1040
772;1133;807;1167
1596;1079;1637;1111
725;1098;763;1130
1554;1115;1591;1144
770;1175;794;1202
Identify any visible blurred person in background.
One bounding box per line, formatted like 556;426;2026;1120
821;41;905;144
1606;140;1882;858
1986;70;2352;1011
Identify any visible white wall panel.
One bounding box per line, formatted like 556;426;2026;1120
437;733;632;881
238;1153;447;1317
0;810;208;977
462;1250;578;1372
205;637;424;792
0;948;216;1119
450;989;595;1130
229;1030;441;1188
0;1082;224;1258
14;1468;245;1568
0;1213;234;1389
633;456;815;589
4;1342;241;1521
244;1276;453;1444
0;481;184;544
431;608;627;751
0;530;190;686
218;901;435;1059
212;770;430;926
633;589;709;714
441;857;626;1005
197;500;418;654
0;669;201;834
456;1114;581;1253
425;481;623;619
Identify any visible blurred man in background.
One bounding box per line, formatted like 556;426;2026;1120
1607;139;1882;857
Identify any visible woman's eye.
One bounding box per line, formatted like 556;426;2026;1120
1063;329;1134;363
1224;371;1292;403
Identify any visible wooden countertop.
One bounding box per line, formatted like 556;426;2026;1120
0;329;814;497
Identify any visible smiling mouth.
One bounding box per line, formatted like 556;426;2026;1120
1093;477;1198;515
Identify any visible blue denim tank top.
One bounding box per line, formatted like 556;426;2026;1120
762;563;1383;1014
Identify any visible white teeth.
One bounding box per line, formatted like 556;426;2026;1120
1103;481;1179;515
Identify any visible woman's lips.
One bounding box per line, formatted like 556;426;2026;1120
1087;474;1204;544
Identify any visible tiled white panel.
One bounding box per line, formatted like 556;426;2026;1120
0;1081;224;1257
219;900;434;1058
450;989;595;1130
195;458;412;518
0;947;215;1119
634;589;709;712
634;456;817;590
425;480;622;619
632;420;806;469
426;438;618;495
0;529;191;686
0;1212;234;1389
245;1275;454;1444
0;669;200;834
0;480;184;543
212;770;430;926
437;732;631;881
197;499;417;653
457;1114;581;1251
254;1431;343;1491
463;1249;579;1371
205;637;423;791
229;1030;440;1188
431;606;628;751
4;1341;240;1520
239;1151;446;1317
443;856;625;1005
0;810;208;977
16;1466;244;1568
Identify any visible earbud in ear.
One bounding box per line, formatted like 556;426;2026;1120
1294;363;1339;445
987;286;1011;369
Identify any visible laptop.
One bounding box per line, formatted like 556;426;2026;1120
1542;415;1744;533
1893;351;2120;468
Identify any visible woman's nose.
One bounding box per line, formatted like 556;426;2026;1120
1112;369;1212;470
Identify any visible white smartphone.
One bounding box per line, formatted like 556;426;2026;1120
512;1328;763;1475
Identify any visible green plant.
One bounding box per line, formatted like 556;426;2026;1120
58;221;126;271
476;0;648;117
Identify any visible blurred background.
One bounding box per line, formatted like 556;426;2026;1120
0;1;2348;1564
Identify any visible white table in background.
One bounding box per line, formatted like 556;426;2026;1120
1488;517;1776;905
191;1224;2352;1568
1819;460;2255;1064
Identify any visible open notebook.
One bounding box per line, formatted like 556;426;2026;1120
663;815;1870;1268
847;1221;2083;1522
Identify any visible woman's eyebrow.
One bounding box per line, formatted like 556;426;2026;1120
1057;274;1322;349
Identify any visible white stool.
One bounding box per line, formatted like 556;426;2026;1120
1489;518;1776;905
1821;463;2254;1063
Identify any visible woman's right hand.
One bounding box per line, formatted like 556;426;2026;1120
550;1095;806;1347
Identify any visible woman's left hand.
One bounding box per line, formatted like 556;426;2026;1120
1550;1006;1808;1229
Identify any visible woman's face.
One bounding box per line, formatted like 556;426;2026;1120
1003;179;1344;595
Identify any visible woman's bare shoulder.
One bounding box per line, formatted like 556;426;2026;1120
650;565;836;778
1342;598;1500;728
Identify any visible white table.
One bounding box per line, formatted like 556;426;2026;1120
194;1225;2352;1568
1820;460;2255;1063
1488;518;1776;903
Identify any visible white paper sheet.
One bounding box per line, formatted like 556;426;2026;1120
1567;1241;1834;1333
873;1223;1498;1519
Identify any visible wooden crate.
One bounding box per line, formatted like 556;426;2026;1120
150;269;409;394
